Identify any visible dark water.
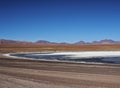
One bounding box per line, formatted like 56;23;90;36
10;53;120;64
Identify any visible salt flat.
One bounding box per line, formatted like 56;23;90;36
5;51;120;58
32;51;120;58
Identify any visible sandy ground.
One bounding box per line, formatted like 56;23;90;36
0;54;120;88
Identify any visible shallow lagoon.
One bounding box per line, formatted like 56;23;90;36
9;52;120;64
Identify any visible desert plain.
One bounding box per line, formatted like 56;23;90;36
0;44;120;88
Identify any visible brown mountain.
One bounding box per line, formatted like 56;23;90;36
0;39;32;44
36;40;57;44
36;40;69;44
92;39;120;44
0;39;120;45
75;39;120;44
74;41;86;44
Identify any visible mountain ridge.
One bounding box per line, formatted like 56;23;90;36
0;39;120;45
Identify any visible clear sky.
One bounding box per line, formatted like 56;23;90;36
0;0;120;43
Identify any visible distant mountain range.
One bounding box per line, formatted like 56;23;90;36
0;39;120;45
74;39;120;44
36;40;69;44
0;39;32;44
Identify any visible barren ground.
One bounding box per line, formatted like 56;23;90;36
0;44;120;88
1;44;120;53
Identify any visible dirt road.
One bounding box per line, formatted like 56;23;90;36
0;56;120;88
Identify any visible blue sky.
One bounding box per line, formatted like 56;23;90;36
0;0;120;43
